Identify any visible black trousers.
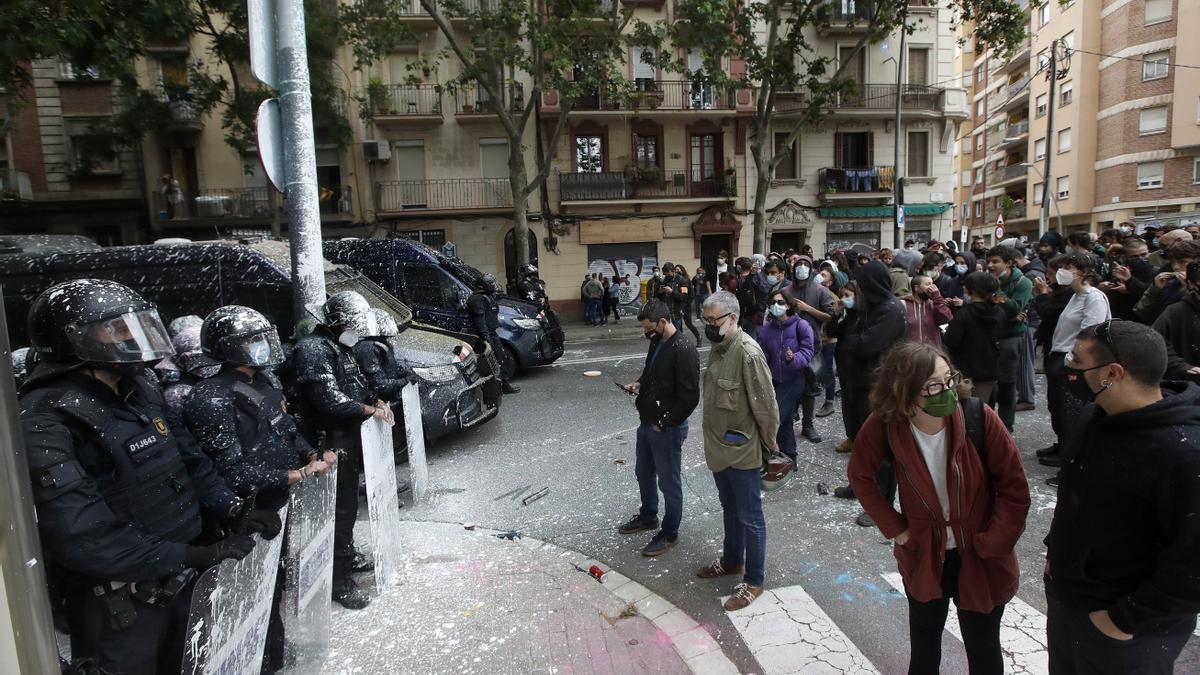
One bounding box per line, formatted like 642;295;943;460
1045;351;1085;447
63;576;193;675
841;385;873;441
1046;584;1194;675
328;426;364;581
907;549;1005;675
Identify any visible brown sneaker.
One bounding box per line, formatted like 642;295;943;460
835;438;853;454
723;583;764;611
696;559;745;579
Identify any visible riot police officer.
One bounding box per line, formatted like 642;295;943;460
516;262;548;310
18;279;280;675
468;273;519;394
293;291;393;610
352;309;413;403
186;304;335;673
156;314;220;413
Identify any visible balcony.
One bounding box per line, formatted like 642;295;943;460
390;0;436;24
455;82;525;120
566;80;734;113
558;169;735;204
0;170;33;201
1002;38;1032;75
1000;120;1029;149
817;1;875;34
816;165;896;201
375;178;512;213
151;186;353;222
363;84;443;125
1003;75;1031;111
988;163;1028;188
160;87;204;132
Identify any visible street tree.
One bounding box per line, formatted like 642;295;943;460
341;0;644;270
654;0;1030;253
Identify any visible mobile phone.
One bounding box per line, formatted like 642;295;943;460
614;381;635;396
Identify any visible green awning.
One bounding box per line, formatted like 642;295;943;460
819;203;952;219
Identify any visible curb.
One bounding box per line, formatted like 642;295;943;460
469;525;740;674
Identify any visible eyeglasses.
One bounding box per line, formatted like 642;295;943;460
1095;319;1122;364
773;300;788;306
702;312;732;326
921;371;963;397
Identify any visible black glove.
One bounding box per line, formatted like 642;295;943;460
184;535;256;569
243;509;282;540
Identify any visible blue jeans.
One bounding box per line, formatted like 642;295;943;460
712;467;767;586
585;299;602;324
635;421;687;537
821;342;838;401
773;375;807;461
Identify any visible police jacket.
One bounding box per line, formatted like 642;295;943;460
466;291;499;337
19;371;241;582
184;368;315;510
293;328;374;429
352;338;410;402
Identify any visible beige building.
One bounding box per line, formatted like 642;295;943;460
959;0;1200;243
748;0;969;255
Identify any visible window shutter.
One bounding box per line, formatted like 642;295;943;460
834;132;844;168
867;132;875;167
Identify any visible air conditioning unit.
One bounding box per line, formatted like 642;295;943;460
363;140;391;162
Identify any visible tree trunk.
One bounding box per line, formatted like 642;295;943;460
509;137;531;269
750;136;771;254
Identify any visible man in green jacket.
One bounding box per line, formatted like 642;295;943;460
986;245;1033;431
695;290;780;611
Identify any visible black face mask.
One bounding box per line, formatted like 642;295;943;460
1064;363;1110;402
704;324;724;344
90;361;148;380
644;328;659;340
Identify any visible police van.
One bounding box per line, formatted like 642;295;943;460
0;238;500;441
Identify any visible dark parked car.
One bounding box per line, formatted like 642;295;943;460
323;238;564;380
0;239;500;441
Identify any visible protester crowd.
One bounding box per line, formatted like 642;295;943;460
622;224;1200;673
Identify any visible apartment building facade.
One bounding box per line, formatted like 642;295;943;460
960;0;1199;243
747;1;968;256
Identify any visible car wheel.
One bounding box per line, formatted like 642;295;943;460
502;344;519;381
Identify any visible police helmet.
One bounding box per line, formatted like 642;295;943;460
520;263;538;278
372;309;399;338
201;305;285;367
322;291;373;336
481;272;501;294
27;279;174;365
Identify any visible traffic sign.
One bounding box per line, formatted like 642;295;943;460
256;99;284;192
897;205;905;229
994;224;1006;240
248;0;277;89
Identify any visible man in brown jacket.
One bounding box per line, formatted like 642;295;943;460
695;290;780;611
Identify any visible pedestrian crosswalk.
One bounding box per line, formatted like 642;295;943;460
725;576;1055;674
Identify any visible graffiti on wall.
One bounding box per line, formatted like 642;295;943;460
586;255;659;315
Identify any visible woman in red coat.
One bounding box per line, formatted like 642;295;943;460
848;341;1030;675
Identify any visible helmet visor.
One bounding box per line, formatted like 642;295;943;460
67;310;175;363
222;328;284;367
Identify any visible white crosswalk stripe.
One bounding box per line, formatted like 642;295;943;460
723;584;880;674
882;572;1049;675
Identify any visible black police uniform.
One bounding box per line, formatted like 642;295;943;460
517;275;548;309
352;338;411;403
467;289;512;385
20;371;242;674
292;326;374;582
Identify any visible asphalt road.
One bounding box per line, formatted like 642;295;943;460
399;325;1200;673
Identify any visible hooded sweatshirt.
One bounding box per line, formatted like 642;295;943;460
835;261;908;390
1045;382;1200;635
936;249;976;302
1153;292;1200;375
901;287;953;348
943;301;1005;381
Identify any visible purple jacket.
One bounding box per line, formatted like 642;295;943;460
757;314;815;384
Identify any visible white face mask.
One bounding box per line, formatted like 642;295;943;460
1055;268;1075;286
769;303;787;318
767;274;779;284
794;266;811;281
337;330;361;348
247;339;272;365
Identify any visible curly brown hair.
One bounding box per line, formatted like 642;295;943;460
868;341;968;423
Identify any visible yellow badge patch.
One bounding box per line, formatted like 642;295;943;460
153;417;169;435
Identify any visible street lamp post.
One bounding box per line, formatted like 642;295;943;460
1019;161;1062;235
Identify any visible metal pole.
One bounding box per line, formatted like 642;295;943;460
277;0;327;324
1039;38;1058;239
893;24;907;249
0;292;60;675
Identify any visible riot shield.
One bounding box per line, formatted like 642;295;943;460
400;381;428;502
182;506;288;675
281;466;337;667
360;416;404;588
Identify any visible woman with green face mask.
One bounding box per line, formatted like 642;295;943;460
847;341;1031;675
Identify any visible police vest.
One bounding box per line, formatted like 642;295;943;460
32;377;202;545
231;379;294;454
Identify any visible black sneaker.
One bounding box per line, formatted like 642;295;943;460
816;400;836;417
833;485;856;500
502;382;520;394
855;511;875;528
1038;452;1062;468
332;578;370;610
1046;472;1061;488
641;531;678;557
801;426;823;443
617;514;659;535
351;551;375;573
1035;444;1059;459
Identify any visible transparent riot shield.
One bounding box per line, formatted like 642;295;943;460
400;381;428;503
182;506;288;675
360;416;404;588
281;466;336;667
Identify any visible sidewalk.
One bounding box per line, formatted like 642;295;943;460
311;521;736;674
560;314;646;344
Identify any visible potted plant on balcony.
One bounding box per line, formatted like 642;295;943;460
367;76;390;115
999;194;1015;218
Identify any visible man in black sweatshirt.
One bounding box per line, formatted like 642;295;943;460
1044;319;1200;673
617;299;700;557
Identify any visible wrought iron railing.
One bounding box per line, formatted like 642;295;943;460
375;178;512;211
454;81;525;114
364;84;442;117
567;80;735;111
558;169;734;201
817;165;896;195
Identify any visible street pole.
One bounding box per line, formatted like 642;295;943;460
1038;38;1058;240
276;0;327;324
893;22;907;249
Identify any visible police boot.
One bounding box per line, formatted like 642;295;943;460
332;578;371;610
502;381;520;394
351;550;375;573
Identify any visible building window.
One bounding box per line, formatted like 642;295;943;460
975;63;984;84
975;134;984;151
1139;106;1168;134
1035;182;1044;204
975;99;984;118
632;47;657;90
826;220;882;250
1062;32;1075;53
907;131;930;177
1058;127;1072;153
1057;176;1070;199
1059;80;1073;106
908;47;930;86
1035;138;1047;161
961;170;972;187
1194;157;1200;183
1145;0;1171;24
973;167;981;185
1039;3;1050;26
1143;51;1170;81
633;133;659;170
574;135;604;172
397;229;447;248
773;132;797;180
1036;94;1048;117
1037;49;1050;72
1137;161;1164;189
974;201;982;217
961;203;969;219
60;62;102;80
65;118;118;174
